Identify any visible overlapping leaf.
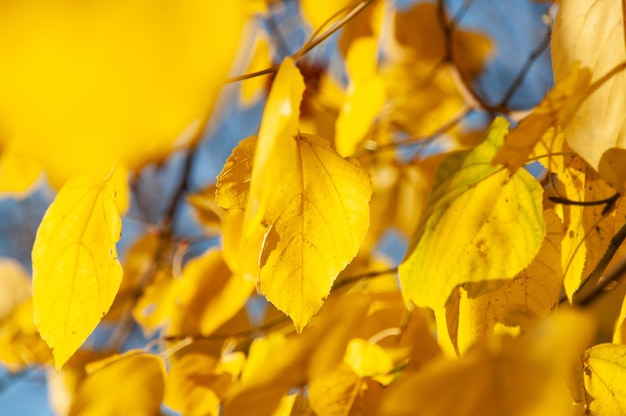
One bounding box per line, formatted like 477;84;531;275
399;118;545;310
584;343;626;415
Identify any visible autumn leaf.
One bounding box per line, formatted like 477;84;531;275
399;117;545;310
32;174;123;370
584;343;626;415
220;58;372;331
552;0;626;189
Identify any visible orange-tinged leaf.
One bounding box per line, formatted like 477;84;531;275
32;174;123;370
259;133;371;330
584;343;626;415
493;65;592;173
552;0;626;189
68;351;165;416
399;118;545;310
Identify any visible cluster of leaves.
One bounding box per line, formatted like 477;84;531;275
2;0;626;415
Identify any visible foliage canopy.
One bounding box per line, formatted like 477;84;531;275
2;0;626;415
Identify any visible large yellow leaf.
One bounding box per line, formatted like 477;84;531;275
68;351;165;416
584;343;626;415
552;0;626;189
32;174;123;370
399;118;545;310
258;132;371;331
0;1;246;191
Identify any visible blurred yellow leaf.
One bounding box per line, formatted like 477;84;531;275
399;118;545;310
217;136;257;212
0;1;246;191
164;353;235;416
335;36;386;157
0;258;31;319
32;174;123;370
132;270;179;336
584;343;626;415
168;248;255;337
343;338;394;385
552;0;626;190
240;32;273;106
0;152;42;196
68;351;165;416
308;364;361;416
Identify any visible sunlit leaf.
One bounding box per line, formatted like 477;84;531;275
451;210;564;354
399;117;545;310
68;351;165;416
32;174;123;370
584;343;626;415
344;338;394;385
552;0;626;189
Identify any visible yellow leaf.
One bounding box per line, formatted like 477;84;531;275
399;118;545;310
343;338;394;385
232;58;371;330
451;210;564;354
187;184;224;230
244;58;305;238
0;1;247;189
552;0;626;189
240;32;273;106
0;151;42;196
0;258;31;320
300;0;353;33
308;364;361;416
68;351;165;416
167;248;255;337
335;37;386;157
132;270;179;336
217;136;257;212
259;133;371;330
164;353;233;416
584;343;626;415
32;174;123;370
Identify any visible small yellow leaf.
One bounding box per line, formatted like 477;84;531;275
343;338;394;385
0;258;31;320
584;343;626;415
164;353;233;416
68;351;165;416
240;33;273;106
0;151;42;196
308;364;361;416
335;37;385;157
32;174;123;370
217;136;257;212
399;118;545;310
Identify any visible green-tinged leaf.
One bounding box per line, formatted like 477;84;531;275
584;343;626;415
399;117;545;310
32;174;122;370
